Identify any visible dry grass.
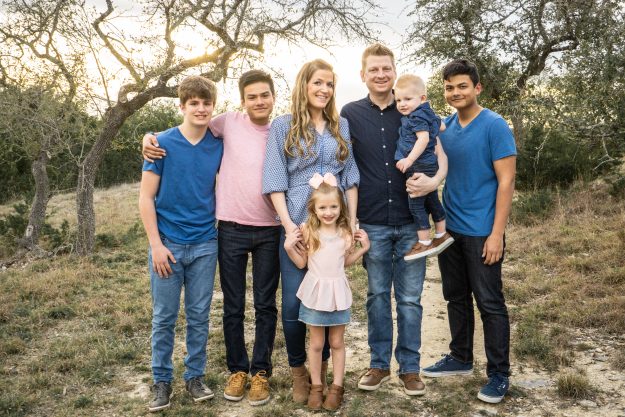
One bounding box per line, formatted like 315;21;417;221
507;184;625;336
556;369;593;399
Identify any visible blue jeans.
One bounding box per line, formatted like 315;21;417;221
406;162;445;230
360;223;426;374
149;237;218;383
279;230;330;367
218;221;280;376
438;230;510;377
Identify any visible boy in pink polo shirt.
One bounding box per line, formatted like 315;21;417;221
143;70;279;406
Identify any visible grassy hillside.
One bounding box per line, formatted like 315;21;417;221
0;182;624;416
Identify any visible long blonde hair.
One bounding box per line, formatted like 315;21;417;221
285;59;350;162
303;183;352;253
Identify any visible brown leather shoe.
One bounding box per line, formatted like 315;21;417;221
291;365;310;404
322;383;344;411
404;241;436;261
399;373;426;396
320;360;328;395
430;232;455;255
357;368;390;391
307;384;323;410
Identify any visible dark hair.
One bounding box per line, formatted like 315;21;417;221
238;69;275;101
178;75;217;105
442;59;480;87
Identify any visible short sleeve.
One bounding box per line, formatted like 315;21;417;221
209;112;228;138
262;115;291;194
338;118;360;190
143;158;163;176
406;111;433;134
488;117;517;161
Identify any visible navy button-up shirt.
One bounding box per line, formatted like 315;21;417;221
341;96;413;226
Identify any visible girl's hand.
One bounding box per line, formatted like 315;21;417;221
354;229;370;251
284;226;306;254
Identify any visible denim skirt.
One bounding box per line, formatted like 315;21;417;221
299;303;350;326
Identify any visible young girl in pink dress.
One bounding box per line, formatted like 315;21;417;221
284;172;370;411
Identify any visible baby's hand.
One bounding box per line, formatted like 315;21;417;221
396;158;412;173
354;229;370;251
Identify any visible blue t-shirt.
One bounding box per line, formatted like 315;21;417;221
143;126;223;244
440;109;516;236
394;102;440;165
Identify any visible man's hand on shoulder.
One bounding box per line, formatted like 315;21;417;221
143;132;165;162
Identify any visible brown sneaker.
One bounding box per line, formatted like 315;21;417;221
430;233;455;256
291;365;310;404
307;384;323;410
404;241;436;261
357;368;390;391
248;370;270;406
399;373;426;396
322;383;344;411
224;371;247;401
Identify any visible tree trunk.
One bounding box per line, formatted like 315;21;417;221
75;105;131;255
19;149;50;250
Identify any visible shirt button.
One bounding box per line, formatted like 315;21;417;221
380;112;383;115
388;180;391;183
382;145;386;148
381;128;385;131
385;163;388;166
389;199;393;203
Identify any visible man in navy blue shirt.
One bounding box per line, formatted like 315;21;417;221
341;44;448;396
419;59;516;404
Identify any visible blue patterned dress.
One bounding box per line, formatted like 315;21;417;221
262;114;360;224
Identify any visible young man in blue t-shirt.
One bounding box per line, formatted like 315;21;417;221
139;76;223;412
419;59;516;404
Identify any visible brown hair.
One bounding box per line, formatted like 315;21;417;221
285;59;349;163
395;74;427;96
304;183;352;253
238;69;275;101
178;75;217;105
361;43;396;71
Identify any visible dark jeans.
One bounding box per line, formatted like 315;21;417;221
437;230;510;377
405;162;445;230
218;221;280;376
279;229;330;367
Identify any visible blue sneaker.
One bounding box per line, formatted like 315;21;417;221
421;354;473;377
477;374;509;404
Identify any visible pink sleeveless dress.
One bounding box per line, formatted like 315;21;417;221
296;232;352;312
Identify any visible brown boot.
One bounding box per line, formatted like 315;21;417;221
320;361;328;395
322;383;344;411
291;365;310;404
307;384;323;410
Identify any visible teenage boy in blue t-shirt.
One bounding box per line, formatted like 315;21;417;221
419;59;516;404
139;75;223;412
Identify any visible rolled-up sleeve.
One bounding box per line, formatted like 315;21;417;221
338;118;360;190
262;115;290;194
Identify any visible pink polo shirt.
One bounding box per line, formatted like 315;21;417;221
211;111;279;226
